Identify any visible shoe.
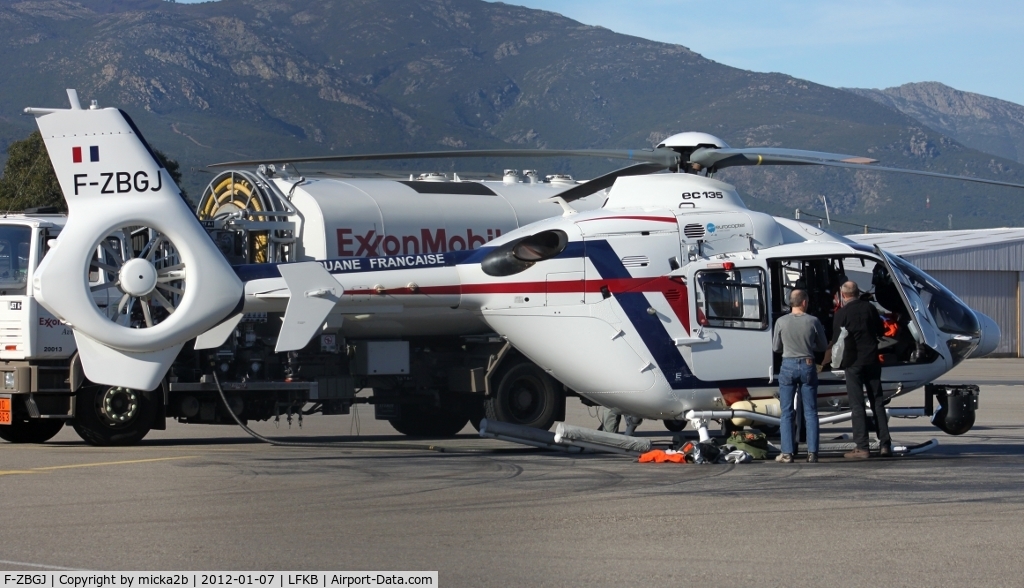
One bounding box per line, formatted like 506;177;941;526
878;445;893;458
806;453;818;463
775;453;794;463
844;448;870;459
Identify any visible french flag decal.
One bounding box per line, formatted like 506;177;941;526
72;146;100;163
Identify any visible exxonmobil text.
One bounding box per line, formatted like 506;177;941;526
337;228;502;256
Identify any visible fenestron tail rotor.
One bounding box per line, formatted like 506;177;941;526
90;227;186;329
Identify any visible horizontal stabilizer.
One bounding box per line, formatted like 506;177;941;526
194;313;245;350
75;333;183;391
276;263;342;352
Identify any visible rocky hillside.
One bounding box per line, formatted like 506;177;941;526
3;0;1024;231
847;82;1024;167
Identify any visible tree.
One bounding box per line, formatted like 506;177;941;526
0;130;187;212
156;150;185;197
0;131;63;212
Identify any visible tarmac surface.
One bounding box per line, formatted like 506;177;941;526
2;358;1024;587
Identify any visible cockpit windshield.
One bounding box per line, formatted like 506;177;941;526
0;225;31;294
884;252;980;337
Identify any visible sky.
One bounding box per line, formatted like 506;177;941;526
177;0;1024;105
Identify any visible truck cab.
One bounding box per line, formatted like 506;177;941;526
0;213;81;442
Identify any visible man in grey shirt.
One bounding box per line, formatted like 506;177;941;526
772;289;828;463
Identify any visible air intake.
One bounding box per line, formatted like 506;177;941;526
683;223;705;239
621;255;649;268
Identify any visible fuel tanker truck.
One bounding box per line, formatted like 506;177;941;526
0;159;605;445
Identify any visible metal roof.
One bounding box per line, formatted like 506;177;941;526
847;227;1024;272
847;228;1024;256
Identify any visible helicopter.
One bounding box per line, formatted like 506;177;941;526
22;91;1014;442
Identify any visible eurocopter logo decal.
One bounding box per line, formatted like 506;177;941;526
72;146;100;163
706;223;716;234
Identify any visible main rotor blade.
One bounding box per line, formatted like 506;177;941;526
691;146;1024;189
553;162;667;203
209;148;680;169
805;160;1024;190
690;147;877;170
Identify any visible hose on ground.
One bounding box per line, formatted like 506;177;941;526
212;373;535;454
212;372;447;452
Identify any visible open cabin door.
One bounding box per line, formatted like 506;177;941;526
875;247;941;355
685;260;773;383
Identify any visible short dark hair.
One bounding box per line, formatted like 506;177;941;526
790;289;808;307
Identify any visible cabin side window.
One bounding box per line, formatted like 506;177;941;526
695;267;767;330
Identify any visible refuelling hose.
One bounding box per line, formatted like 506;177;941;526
212;372;447;452
212;373;534;454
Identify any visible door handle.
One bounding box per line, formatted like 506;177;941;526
674;337;710;346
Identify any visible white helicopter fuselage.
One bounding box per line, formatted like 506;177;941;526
233;172;999;420
25;98;999;428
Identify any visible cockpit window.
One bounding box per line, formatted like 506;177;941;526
0;225;31;294
695;267;767;330
886;253;980;337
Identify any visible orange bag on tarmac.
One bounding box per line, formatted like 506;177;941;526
638;449;687;463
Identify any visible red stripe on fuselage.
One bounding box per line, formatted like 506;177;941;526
345;276;691;330
348;277;667;296
577;215;676;224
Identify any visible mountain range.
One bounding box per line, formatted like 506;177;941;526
3;0;1024;232
846;82;1024;168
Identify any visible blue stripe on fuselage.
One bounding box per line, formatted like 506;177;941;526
585;240;631;279
233;240;588;281
234;249;478;281
584;239;767;390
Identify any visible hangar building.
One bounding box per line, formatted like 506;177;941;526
849;228;1024;357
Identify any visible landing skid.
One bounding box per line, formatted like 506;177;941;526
770;438;937;460
806;437;939;457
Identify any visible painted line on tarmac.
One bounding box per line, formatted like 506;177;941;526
0;558;86;570
0;455;197;476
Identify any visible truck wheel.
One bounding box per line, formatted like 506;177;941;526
0;418;65;443
485;360;559;430
389;407;469;437
72;385;157;446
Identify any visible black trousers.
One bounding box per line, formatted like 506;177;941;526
845;364;891;450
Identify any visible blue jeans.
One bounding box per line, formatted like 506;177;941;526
778;357;819;454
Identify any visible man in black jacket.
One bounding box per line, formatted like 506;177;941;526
833;281;892;458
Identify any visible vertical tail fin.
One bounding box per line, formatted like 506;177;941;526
26;90;243;390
